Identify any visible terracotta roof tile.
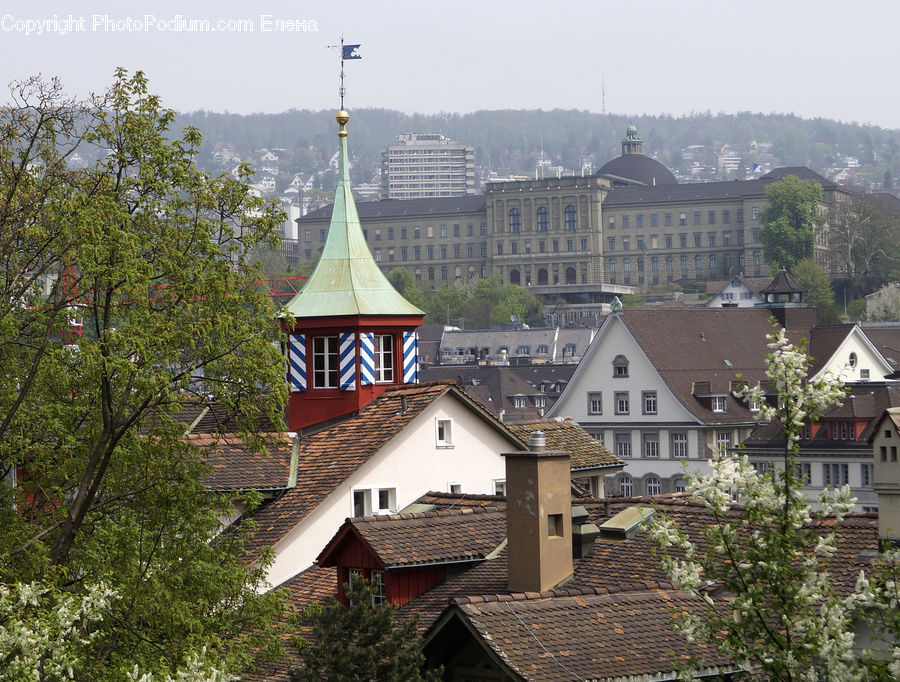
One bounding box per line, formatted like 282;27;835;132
450;586;737;680
189;432;294;491
505;419;621;469
325;506;507;568
620;307;786;423
243;383;523;559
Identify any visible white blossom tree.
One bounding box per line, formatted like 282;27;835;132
647;326;900;679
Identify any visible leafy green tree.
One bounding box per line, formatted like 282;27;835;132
0;71;287;678
648;326;900;679
621;293;646;307
760;175;823;270
249;241;295;277
387;267;427;311
791;258;837;323
830;196;900;297
292;579;441;682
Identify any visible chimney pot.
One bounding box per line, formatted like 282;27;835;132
528;430;546;452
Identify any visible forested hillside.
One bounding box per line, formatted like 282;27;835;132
175;108;900;188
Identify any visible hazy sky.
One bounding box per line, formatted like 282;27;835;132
2;0;897;129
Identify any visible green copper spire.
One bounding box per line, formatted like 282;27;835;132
284;111;423;319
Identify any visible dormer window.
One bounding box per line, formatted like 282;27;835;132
612;354;629;377
712;395;727;412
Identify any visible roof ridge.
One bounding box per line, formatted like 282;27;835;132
451;580;679;606
353;505;504;523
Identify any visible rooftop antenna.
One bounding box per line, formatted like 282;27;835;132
327;36;361;109
602;73;606;115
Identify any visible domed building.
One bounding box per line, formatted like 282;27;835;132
597;124;678;188
298;124;847;318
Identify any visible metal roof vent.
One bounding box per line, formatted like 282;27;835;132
598;506;655;540
528;430;546;452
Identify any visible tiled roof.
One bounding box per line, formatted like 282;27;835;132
319;506;507;569
619;306;781;423
244;382;524;558
807;324;855;376
268;490;881;679
705;275;773;296
761;267;808;295
860;324;900;370
445;584;737;681
505;419;621;470
245;565;338;682
176;399;285;434
189;432;294;491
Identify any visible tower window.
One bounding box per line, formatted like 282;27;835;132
313;336;339;389
374;334;394;382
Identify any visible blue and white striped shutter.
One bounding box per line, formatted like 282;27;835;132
359;332;375;386
287;333;307;392
339;332;356;391
402;331;418;384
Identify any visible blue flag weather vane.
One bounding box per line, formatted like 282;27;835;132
329;37;362;109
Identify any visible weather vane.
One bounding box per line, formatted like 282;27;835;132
328;36;361;109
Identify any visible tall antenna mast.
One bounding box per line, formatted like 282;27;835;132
602;73;606;115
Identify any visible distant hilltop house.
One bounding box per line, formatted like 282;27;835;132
297;124;850;321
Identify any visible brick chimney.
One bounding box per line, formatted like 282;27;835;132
504;430;573;592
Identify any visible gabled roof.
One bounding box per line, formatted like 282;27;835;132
807;324;855;376
189;432;295;492
438;584;738;681
504;419;621;471
244;382;526;558
614;307;778;423
283;112;423;319
860;324;900;371
705;275;773;296
318;506;507;569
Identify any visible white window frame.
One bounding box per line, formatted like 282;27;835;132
313;336;339;389
375;488;396;515
646;476;662;496
615;392;630;415
588;392;603;415
861;463;873;488
712;395;727;412
671;432;688;458
615;432;632;458
823;462;849;487
352;488;371;517
374;334;394;383
618;475;633;496
715;431;732;455
436;418;454;448
493;479;506;496
642;432;660;458
642;390;657;415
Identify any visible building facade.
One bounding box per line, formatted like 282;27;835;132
381;133;476;199
298;126;849;298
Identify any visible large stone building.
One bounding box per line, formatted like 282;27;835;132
381;132;476;199
298;125;849;303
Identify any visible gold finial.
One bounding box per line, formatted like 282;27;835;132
336;109;349;137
